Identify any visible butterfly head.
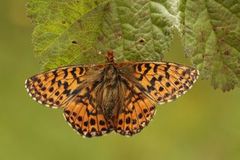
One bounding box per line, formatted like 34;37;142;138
106;50;114;63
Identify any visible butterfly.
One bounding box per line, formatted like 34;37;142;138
25;51;199;138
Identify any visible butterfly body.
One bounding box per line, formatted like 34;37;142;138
25;51;199;137
95;63;123;119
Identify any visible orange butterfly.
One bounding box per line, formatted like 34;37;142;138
25;51;199;137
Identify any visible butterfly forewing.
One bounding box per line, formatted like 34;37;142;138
113;77;156;136
25;65;103;108
128;62;199;104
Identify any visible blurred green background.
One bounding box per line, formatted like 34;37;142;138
1;1;240;160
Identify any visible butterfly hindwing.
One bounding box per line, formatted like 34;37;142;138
113;77;156;136
63;87;113;137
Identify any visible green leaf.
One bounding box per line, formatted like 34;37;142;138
99;0;180;61
27;0;109;70
180;0;240;91
27;0;179;70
